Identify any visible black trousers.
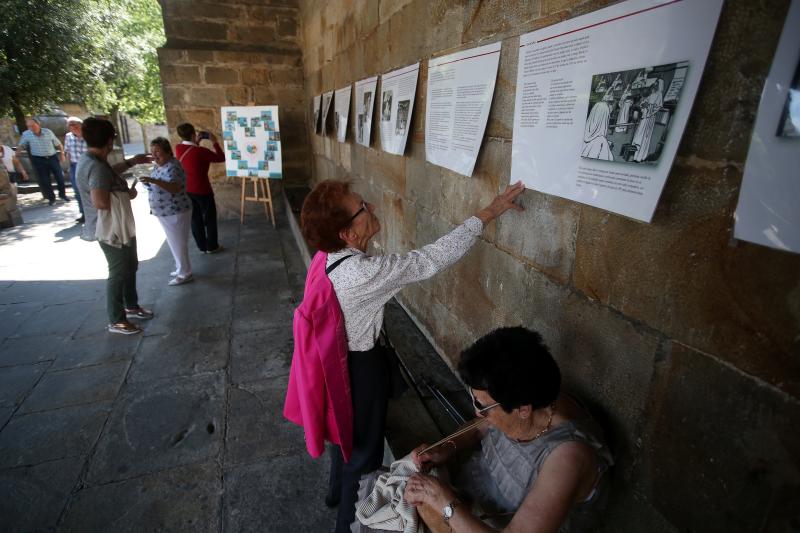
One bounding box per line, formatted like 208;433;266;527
188;192;219;252
30;154;66;201
328;345;390;533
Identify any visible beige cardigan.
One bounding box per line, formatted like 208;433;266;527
95;191;136;248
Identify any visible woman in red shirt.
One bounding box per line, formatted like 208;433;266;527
174;122;226;253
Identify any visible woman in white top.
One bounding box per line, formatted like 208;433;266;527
139;138;194;286
299;179;525;533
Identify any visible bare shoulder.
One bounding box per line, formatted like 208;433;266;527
546;440;596;469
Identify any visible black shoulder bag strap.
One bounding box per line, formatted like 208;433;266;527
325;254;353;275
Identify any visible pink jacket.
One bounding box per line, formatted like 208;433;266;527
284;252;353;462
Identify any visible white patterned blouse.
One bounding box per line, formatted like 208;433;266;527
326;216;484;352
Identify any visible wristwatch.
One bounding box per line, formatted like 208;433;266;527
443;499;459;522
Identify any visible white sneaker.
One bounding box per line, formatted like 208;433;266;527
168;273;194;286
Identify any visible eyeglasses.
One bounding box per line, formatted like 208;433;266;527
470;389;500;416
344;201;367;226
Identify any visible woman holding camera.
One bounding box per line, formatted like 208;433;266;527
139;137;194;286
174;123;225;254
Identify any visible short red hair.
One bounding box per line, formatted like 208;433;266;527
301;180;353;252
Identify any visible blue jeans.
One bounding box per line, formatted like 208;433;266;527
69;162;84;215
30;154;67;202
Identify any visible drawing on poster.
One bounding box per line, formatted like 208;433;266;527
381;90;393;121
231;150;241;160
334;111;340;134
581;61;688;165
357;91;373;143
777;58;800;138
313;100;321;132
322;93;333;130
395;100;410;136
269;131;280;141
227;111;237;121
227;140;238;151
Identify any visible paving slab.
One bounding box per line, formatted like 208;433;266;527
0;333;67;367
13;301;92;338
19;360;131;414
0;301;44;340
223;452;336;533
60;461;222;532
0;457;84;532
50;333;141;371
0;407;12;429
142;284;234;336
0;401;112;468
225;377;305;466
191;253;238;278
86;372;226;484
129;326;230;382
0;362;49;407
230;326;293;384
71;305;122;339
232;294;294;334
0;280;104;306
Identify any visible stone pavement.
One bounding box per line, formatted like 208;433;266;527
0;182;337;531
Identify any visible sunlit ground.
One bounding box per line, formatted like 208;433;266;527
0;174;166;281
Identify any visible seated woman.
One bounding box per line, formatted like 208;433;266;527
404;327;613;533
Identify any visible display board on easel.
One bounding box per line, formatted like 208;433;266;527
220;105;282;227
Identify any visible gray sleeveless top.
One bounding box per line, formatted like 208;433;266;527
454;417;614;532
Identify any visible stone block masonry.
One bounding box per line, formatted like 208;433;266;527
157;0;310;185
297;0;800;531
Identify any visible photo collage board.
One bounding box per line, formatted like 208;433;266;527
221;106;282;179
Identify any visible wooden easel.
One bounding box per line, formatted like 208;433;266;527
240;177;275;227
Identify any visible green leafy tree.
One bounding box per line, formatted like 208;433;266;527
96;0;166;124
0;0;165;133
0;0;104;132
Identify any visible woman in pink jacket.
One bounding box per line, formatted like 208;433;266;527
299;179;524;533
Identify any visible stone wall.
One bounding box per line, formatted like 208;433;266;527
297;0;800;531
157;0;309;185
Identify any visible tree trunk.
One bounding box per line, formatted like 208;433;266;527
141;121;148;153
10;97;26;136
110;106;124;157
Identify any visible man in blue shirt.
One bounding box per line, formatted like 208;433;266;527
16;117;69;206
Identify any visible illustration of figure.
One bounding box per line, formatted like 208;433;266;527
381;90;392;121
632;79;664;162
395;100;409;136
614;84;634;133
581;86;615;161
363;92;372;118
